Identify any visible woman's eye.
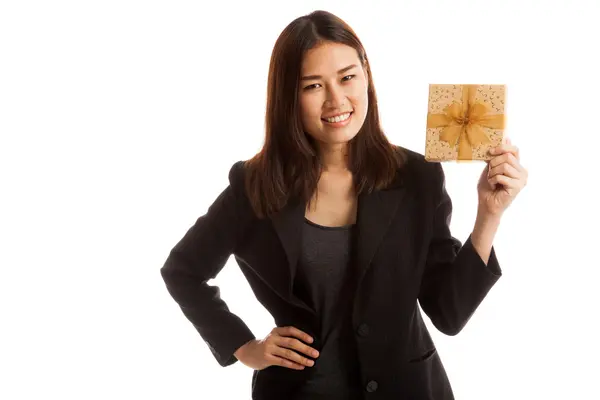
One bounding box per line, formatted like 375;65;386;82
305;83;321;90
304;75;355;91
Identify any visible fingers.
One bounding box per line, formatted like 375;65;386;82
488;174;518;192
487;148;528;188
265;353;307;370
269;338;315;368
488;156;521;179
274;326;314;344
267;326;320;370
490;137;520;161
276;335;319;358
481;137;528;196
489;151;523;173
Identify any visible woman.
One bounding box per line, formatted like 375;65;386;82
160;10;528;400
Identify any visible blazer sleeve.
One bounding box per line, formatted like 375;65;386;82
418;162;502;336
160;161;256;367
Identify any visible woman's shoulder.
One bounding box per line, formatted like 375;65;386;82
225;160;249;196
228;159;246;179
225;146;443;202
392;144;442;184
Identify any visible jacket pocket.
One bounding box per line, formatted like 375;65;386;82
404;347;454;400
408;347;437;363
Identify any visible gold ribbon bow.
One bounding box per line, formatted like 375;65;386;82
426;85;505;160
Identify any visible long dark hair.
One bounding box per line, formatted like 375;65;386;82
244;10;407;219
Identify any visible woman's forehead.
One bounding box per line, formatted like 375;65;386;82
301;43;360;74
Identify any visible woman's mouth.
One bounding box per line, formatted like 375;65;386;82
321;112;353;127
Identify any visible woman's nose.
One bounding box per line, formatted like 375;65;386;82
325;86;346;108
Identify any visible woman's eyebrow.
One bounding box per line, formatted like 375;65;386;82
300;64;358;81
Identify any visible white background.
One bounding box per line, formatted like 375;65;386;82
1;0;598;399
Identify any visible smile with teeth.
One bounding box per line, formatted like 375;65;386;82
323;112;352;123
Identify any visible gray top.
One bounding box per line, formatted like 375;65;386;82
291;217;363;400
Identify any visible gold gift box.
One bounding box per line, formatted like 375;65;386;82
425;84;506;162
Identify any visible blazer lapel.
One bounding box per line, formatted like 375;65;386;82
269;173;408;314
269;195;311;312
354;185;406;288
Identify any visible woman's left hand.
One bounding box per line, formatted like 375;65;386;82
477;137;528;217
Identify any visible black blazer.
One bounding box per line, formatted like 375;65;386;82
160;146;502;400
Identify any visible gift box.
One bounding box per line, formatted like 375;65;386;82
425;84;506;162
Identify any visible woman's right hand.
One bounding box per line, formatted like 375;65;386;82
233;326;320;371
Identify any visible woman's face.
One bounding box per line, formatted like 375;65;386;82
298;42;369;147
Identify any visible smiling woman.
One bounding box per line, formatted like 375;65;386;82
160;8;506;400
242;10;405;220
299;46;368;144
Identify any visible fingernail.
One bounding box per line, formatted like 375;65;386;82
313;350;319;357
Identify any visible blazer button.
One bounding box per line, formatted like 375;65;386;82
357;323;370;337
366;380;378;393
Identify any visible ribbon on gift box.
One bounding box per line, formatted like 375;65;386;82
426;85;505;160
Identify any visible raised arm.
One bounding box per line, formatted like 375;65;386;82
418;162;502;336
